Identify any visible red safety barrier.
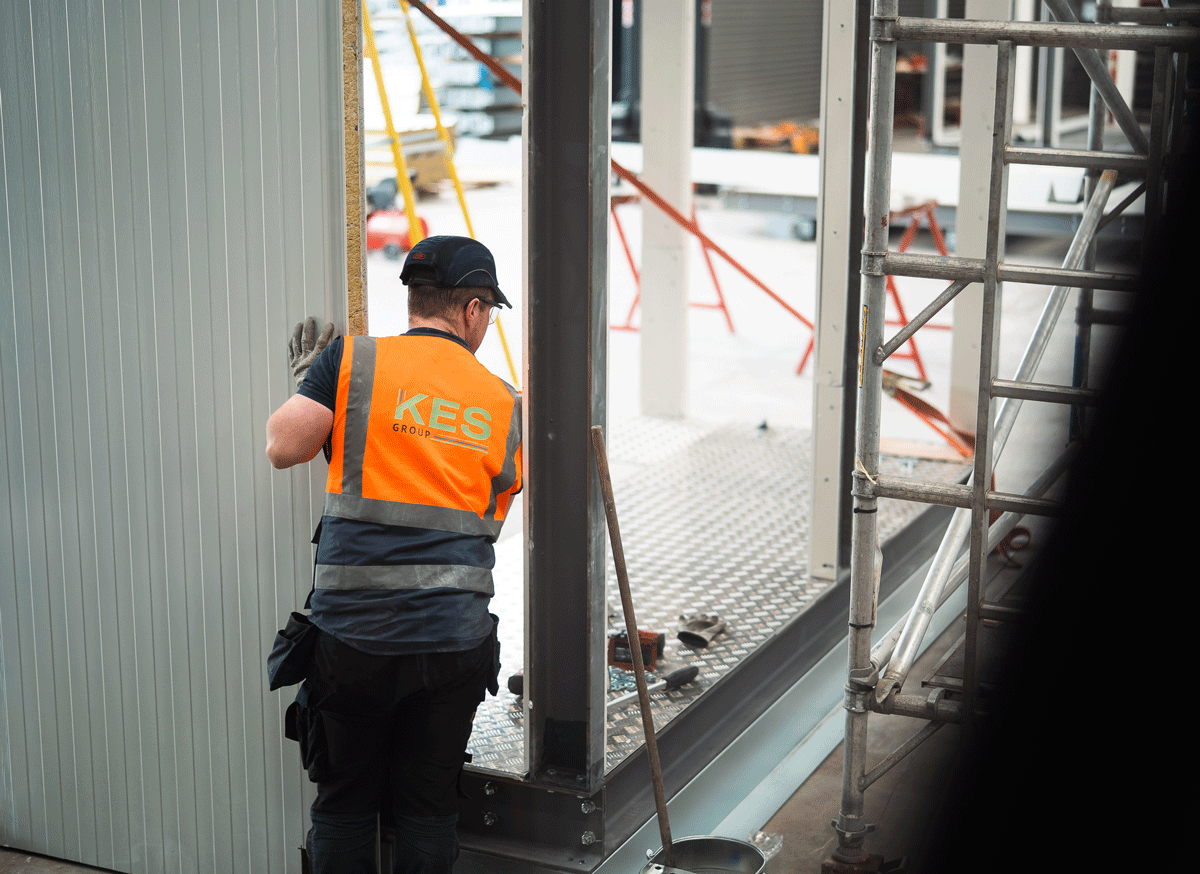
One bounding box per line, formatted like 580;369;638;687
610;197;735;334
883;371;974;458
884;201;952;382
407;0;814;369
796;200;953;378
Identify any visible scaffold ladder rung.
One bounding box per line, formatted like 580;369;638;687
990;379;1103;406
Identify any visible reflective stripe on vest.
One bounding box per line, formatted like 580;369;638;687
316;334;522;593
315;563;495;594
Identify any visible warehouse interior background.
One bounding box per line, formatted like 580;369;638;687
1;1;1193;873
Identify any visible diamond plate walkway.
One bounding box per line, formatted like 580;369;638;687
467;416;969;776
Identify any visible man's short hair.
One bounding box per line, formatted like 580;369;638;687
408;285;495;321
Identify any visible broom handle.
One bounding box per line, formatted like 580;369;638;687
590;425;676;868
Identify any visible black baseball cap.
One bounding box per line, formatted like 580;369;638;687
400;235;511;308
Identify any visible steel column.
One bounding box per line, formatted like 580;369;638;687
523;0;611;793
811;0;872;586
639;0;694;418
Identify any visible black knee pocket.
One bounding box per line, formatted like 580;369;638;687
286;696;330;783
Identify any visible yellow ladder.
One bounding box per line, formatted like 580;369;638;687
362;0;520;387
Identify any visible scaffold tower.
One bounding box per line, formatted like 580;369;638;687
829;1;1197;870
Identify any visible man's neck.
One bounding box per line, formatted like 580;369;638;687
409;315;465;342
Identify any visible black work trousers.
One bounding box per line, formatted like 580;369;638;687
292;628;495;874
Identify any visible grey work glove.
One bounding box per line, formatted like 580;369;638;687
287;316;336;387
677;614;727;648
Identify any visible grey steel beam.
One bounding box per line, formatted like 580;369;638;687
880;252;987;282
1096;182;1148;233
985;491;1061;517
523;0;610;794
860;723;945;791
865;476;1062;517
978;602;1023;621
872;692;963;722
1069;72;1106;444
970;32;1014;708
1081;308;1131;327
867;476;973;508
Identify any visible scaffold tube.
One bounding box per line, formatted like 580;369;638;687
869;441;1077;673
835;0;899;859
874;170;1117;704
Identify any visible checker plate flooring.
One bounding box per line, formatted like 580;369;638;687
467;416;967;776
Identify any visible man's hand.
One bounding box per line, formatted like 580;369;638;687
288;316;336;387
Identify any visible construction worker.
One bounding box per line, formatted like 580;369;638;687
265;235;521;874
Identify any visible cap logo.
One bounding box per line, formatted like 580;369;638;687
413;253;427;260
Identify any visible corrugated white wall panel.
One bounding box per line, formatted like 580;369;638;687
0;2;347;872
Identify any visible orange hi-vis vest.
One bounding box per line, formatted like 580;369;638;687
315;333;522;595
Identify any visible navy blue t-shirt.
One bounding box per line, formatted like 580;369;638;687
297;330;495;655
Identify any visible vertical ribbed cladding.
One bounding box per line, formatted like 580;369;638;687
0;2;346;870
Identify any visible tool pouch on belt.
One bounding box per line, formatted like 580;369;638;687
487;613;501;696
267;611;319;691
284;684;328;782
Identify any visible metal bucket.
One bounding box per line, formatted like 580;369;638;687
639;835;767;874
